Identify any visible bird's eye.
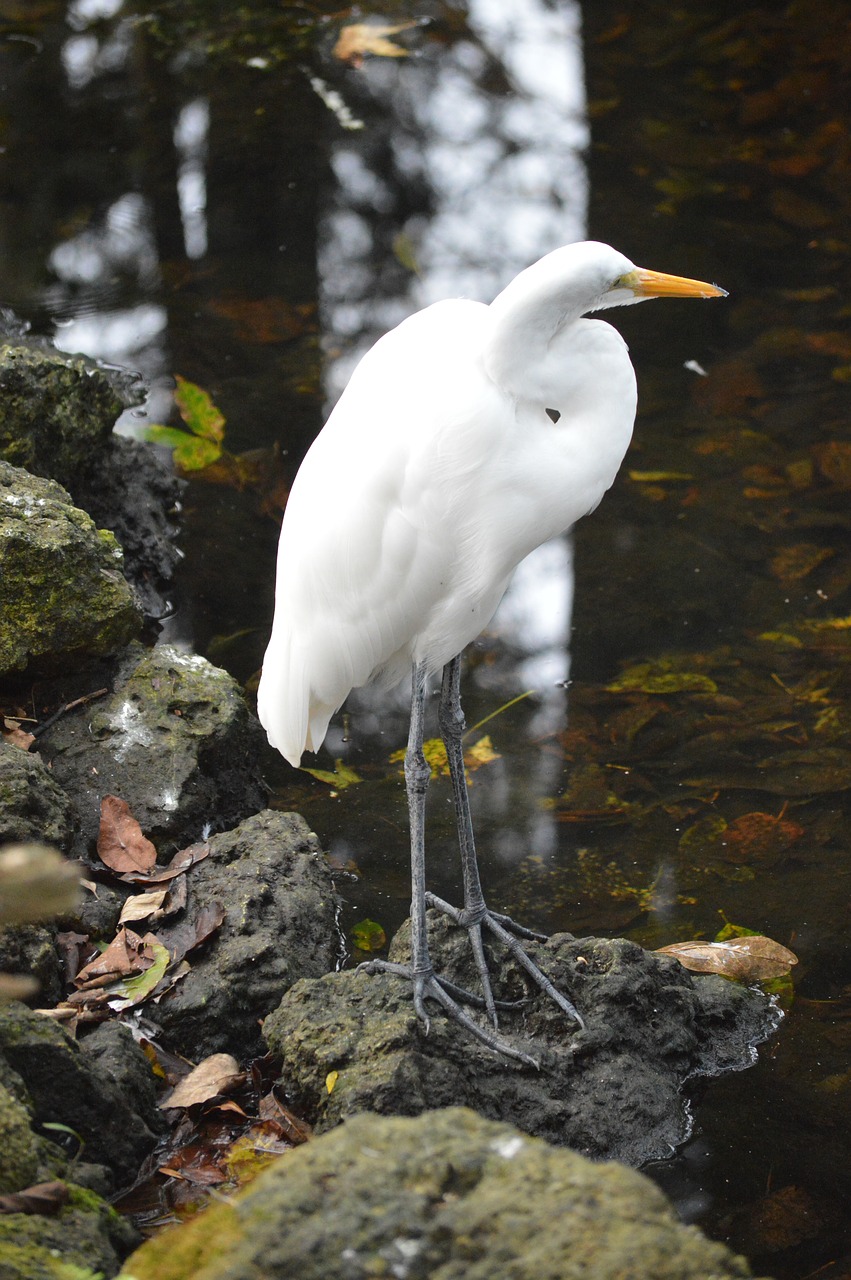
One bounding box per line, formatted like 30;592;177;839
546;408;561;424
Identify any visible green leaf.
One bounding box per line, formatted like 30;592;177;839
174;375;226;443
141;425;222;472
351;918;387;952
606;662;718;695
110;940;171;1009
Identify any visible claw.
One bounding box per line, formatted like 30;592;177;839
361;958;539;1068
425;892;585;1032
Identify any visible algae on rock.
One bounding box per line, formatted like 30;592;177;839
0;460;142;678
120;1107;769;1280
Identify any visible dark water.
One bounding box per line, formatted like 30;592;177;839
3;1;851;1275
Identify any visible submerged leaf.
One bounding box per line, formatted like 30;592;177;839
351;919;386;953
607;662;717;695
301;758;363;789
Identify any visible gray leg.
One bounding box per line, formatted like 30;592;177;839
426;654;585;1031
360;660;538;1067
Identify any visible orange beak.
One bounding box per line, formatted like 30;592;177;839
623;267;728;299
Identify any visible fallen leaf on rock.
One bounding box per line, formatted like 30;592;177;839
1;716;35;750
161;1053;244;1110
119;841;210;885
109;938;171;1009
154;901;226;964
119;888;170;925
97;796;157;875
74;927;155;988
657;935;798;981
0;1181;69;1216
258;1091;312;1144
326;1070;339;1094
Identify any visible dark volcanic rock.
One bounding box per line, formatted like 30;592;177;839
121;1107;768;1280
0;741;76;853
0;1002;159;1186
41;642;267;858
71;434;184;619
264;913;780;1165
153;809;342;1060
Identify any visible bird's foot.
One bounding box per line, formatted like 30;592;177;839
425;892;586;1033
358;958;538;1068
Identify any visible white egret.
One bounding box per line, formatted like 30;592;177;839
258;240;726;1064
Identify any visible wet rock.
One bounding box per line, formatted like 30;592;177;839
0;460;143;679
122;1107;768;1280
264;915;780;1165
79;1021;165;1140
0;1182;138;1279
0;1002;158;1186
152;809;342;1060
0;742;76;853
40;642;267;858
0;924;62;1007
0;1081;39;1193
0;331;184;620
72;434;184;620
0;340;137;490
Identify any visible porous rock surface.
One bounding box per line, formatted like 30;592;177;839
40;641;267;857
264;913;780;1166
152;809;343;1060
0;1002;159;1186
0;460;142;678
121;1106;769;1280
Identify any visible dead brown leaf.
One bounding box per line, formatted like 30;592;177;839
119;888;170;925
119;841;210;886
0;1181;69;1216
161;1053;244;1110
154;900;227;964
97;796;157;875
74;927;156;989
657;935;798;981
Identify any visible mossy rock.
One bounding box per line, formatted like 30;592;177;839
0;460;142;678
0;1082;39;1194
120;1107;768;1280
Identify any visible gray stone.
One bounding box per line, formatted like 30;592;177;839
0;1002;158;1185
0;460;142;678
153;809;342;1060
0;341;132;489
264;914;779;1165
41;642;267;858
0;743;76;853
121;1107;768;1280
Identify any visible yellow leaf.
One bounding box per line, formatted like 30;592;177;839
301;759;363;789
464;735;500;770
333;21;419;65
628;470;694;483
325;1070;339;1095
